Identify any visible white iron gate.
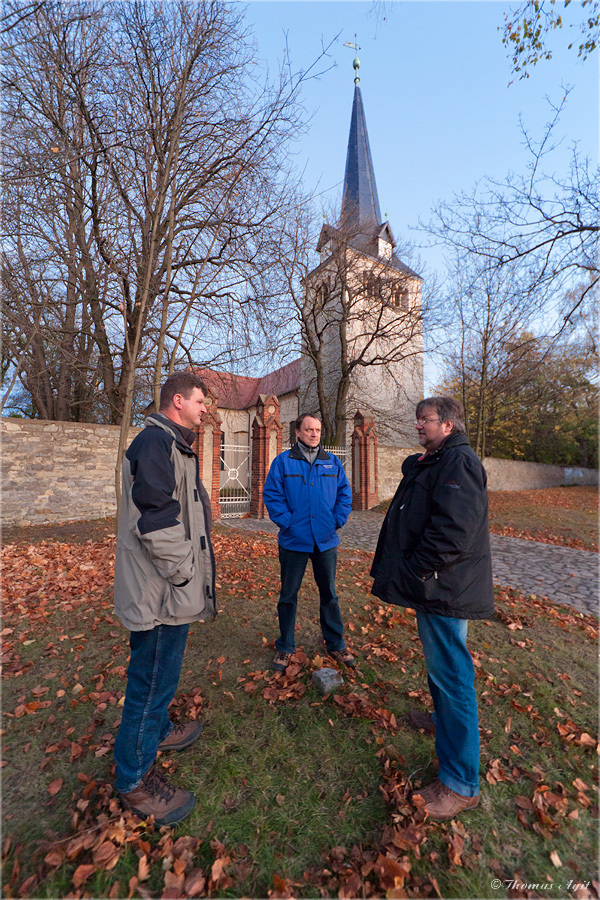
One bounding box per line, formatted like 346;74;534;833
324;445;349;476
219;442;251;518
283;444;349;476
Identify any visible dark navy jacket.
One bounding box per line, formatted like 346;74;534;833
370;433;494;619
263;444;352;552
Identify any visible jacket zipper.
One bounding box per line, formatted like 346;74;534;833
284;473;305;483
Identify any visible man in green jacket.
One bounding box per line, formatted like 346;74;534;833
113;371;216;825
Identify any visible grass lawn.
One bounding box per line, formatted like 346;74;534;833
1;525;598;899
376;486;598;552
487;487;598;551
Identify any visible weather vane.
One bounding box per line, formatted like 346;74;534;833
343;37;361;84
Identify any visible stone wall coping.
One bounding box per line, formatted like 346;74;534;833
1;417;142;436
377;443;598;496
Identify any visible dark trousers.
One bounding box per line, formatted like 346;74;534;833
114;623;188;792
275;545;346;654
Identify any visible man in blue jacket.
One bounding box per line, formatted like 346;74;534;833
263;412;354;672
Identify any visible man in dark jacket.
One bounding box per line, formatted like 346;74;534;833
263;412;354;672
371;397;493;820
113;371;216;826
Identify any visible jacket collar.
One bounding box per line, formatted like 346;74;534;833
288;442;331;462
145;413;195;454
416;431;470;464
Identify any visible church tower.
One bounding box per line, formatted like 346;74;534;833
299;58;424;446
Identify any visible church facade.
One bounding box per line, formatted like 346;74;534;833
196;67;424;450
299;68;423;446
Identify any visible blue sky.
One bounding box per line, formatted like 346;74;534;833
243;1;597;386
245;1;597;258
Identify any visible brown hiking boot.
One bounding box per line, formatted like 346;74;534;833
158;721;203;752
272;650;292;672
329;648;356;667
412;779;479;821
120;767;195;826
408;708;436;735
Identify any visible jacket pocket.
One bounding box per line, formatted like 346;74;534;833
405;558;438;593
282;506;300;531
164;574;205;618
386;558;438;606
320;506;336;535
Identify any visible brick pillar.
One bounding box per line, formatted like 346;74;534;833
250;394;282;519
193;388;222;521
351;410;379;511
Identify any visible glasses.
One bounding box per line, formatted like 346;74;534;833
415;416;440;426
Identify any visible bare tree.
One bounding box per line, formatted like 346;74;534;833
438;323;598;466
271;207;430;446
435;252;549;458
427;94;599;339
2;0;331;506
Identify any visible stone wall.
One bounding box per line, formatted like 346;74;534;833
482;457;598;492
2;418;141;526
2;419;597;527
375;446;418;500
377;443;598;499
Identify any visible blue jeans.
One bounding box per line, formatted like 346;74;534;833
276;545;346;654
416;612;479;797
114;623;189;793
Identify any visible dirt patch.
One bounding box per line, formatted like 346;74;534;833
2;517;117;546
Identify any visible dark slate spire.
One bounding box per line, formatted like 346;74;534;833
340;83;382;234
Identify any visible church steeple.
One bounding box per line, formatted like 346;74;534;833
340;79;382;235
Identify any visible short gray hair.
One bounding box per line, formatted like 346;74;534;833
416;396;466;434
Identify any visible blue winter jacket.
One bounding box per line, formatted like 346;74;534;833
263;444;352;552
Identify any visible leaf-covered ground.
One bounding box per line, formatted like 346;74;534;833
1;527;598;899
377;486;597;551
487;486;598;551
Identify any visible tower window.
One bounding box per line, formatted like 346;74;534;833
362;271;381;298
316;282;329;304
392;286;409;309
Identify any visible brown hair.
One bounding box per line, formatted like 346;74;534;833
295;411;322;430
160;372;208;410
415;396;466;434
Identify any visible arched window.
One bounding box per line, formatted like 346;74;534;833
391;285;409;309
316;282;329;304
362;270;381;298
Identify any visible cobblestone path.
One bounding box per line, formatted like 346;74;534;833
221;510;598;617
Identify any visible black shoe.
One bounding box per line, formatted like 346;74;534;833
408;709;436;735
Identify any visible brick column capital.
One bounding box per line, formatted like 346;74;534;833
250;394;282;519
193;388;222;520
351;409;379;511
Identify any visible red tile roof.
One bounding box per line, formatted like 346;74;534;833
193;359;300;410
